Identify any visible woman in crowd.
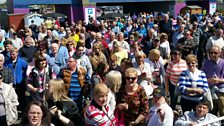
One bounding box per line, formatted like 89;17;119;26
105;70;122;112
160;33;170;59
0;72;19;126
165;50;188;110
48;79;84;126
66;38;76;57
89;42;107;70
133;51;152;83
146;49;166;86
85;83;116;126
129;41;142;62
19;101;50;126
179;54;209;112
120;58;133;89
26;51;41;78
120;58;133;74
91;61;109;86
27;54;56;102
112;41;128;66
133;51;154;98
116;67;149;126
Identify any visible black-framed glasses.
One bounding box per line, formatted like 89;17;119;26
125;77;137;81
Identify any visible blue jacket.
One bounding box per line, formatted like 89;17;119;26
4;57;27;85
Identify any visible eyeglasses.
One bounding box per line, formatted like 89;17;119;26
210;52;219;54
125;77;137;81
0;76;3;79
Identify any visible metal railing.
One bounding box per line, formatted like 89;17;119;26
194;116;224;126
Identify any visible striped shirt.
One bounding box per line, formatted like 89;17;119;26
85;101;116;126
69;70;82;103
179;69;209;101
166;59;187;85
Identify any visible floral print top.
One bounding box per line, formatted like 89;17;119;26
116;85;149;125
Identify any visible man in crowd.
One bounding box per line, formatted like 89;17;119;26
46;39;69;75
72;43;92;78
191;21;203;55
19;36;36;63
206;28;224;57
172;24;185;49
4;48;27;112
201;45;224;116
177;30;195;59
60;57;87;111
175;101;220;126
117;32;130;53
108;54;121;72
11;32;23;50
147;87;173;126
158;13;172;42
1;40;13;62
0;54;13;85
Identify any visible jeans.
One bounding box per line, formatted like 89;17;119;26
0;115;7;126
180;98;199;113
169;81;177;110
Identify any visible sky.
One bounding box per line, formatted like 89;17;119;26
0;0;6;4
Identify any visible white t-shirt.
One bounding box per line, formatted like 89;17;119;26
147;103;173;126
107;90;116;112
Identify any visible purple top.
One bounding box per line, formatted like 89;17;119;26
201;58;224;89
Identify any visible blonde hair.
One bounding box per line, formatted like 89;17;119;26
125;67;138;77
185;54;197;63
49;79;72;101
9;47;18;53
93;42;102;51
149;49;160;61
93;83;109;97
105;71;122;93
135;51;146;59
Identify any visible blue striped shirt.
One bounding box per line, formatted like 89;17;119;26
179;69;209;101
69;71;82;103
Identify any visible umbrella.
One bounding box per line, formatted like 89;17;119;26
42;12;67;19
98;13;128;19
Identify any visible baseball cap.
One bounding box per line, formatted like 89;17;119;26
152;87;165;97
154;36;160;41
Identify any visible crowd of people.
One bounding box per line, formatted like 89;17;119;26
0;10;224;126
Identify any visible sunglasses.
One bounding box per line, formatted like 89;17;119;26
0;76;3;79
210;52;218;54
125;77;137;81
